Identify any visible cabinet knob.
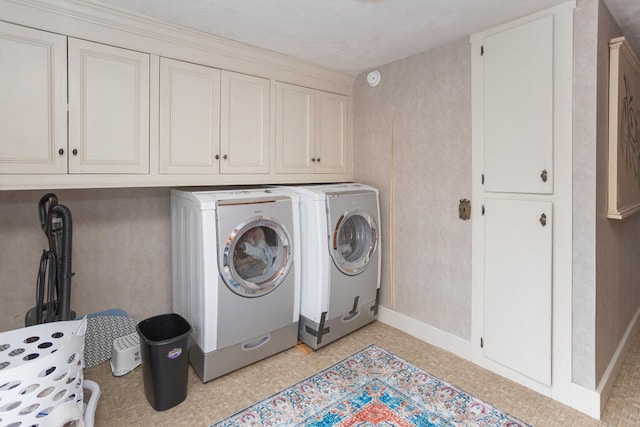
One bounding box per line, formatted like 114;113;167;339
215;154;220;160
311;158;316;162
316;158;320;162
58;148;64;156
72;148;78;156
539;213;547;227
540;169;548;183
223;154;228;160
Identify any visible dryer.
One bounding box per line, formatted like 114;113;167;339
291;183;380;349
171;188;300;382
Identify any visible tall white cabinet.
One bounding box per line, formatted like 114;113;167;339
471;2;574;395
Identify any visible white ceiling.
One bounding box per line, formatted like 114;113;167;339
87;0;640;75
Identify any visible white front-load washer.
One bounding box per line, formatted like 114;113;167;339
289;183;381;349
171;188;300;382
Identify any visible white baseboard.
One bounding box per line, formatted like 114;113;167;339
552;381;601;419
597;305;640;414
377;305;472;360
554;304;640;419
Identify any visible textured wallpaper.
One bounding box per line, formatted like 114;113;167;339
0;188;172;331
593;0;640;388
352;39;472;340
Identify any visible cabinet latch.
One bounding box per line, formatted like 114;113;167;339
540;169;548;183
458;199;471;220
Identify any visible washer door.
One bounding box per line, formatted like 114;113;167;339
331;209;378;275
221;217;293;297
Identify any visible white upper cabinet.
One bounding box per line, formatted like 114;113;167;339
68;39;150;174
483;16;553;194
276;82;348;174
314;91;348;174
0;2;353;188
0;22;67;174
159;57;221;174
220;70;270;174
276;83;314;173
159;61;270;175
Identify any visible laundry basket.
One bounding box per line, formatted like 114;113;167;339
0;317;99;427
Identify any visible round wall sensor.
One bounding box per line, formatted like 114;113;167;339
367;70;381;87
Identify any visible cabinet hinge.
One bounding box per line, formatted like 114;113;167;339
480;45;484;56
482;205;485;216
480;337;484;348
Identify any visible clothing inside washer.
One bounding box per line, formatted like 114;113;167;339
234;226;280;280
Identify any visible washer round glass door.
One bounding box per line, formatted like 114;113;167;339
221;217;292;297
331;209;378;275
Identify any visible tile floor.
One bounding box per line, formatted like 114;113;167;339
84;321;640;426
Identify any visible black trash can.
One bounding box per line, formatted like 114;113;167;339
136;313;192;411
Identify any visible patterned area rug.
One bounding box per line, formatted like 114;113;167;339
211;344;531;427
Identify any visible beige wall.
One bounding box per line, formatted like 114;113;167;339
0;188;172;331
572;0;640;390
594;0;640;386
352;39;472;339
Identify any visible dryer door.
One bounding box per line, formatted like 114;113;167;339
220;217;293;297
330;207;378;276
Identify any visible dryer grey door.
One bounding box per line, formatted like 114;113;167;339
327;191;379;276
217;199;293;297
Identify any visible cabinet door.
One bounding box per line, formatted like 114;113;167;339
220;71;269;174
483;16;553;194
276;82;314;173
0;22;67;174
68;39;149;174
483;197;552;385
159;57;221;174
314;91;348;174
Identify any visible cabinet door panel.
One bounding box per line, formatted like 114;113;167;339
220;71;269;174
0;22;67;174
159;58;221;174
484;16;553;194
483;197;552;385
276;82;314;173
315;91;347;174
68;39;149;174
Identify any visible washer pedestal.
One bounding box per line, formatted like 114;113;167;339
190;322;299;382
298;294;378;350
